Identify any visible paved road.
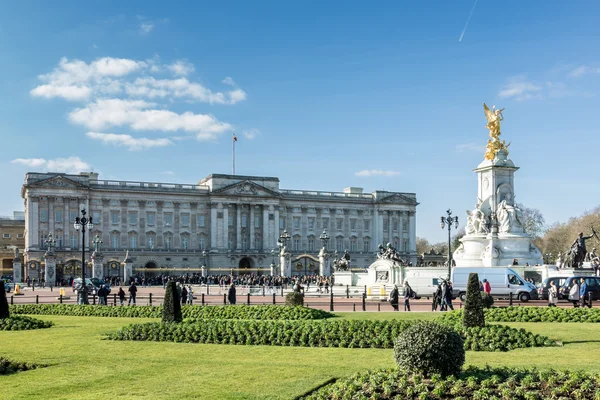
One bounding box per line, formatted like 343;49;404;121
6;285;598;312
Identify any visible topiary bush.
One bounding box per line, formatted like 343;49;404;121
481;292;494;309
0;281;9;319
393;321;465;377
463;273;485;327
0;315;53;331
162;281;182;323
285;292;304;306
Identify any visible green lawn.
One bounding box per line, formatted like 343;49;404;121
1;312;600;399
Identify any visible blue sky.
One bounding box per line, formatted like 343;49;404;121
1;0;599;244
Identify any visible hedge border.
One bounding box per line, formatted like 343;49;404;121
0;315;53;331
438;307;600;324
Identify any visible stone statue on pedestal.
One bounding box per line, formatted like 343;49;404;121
333;250;351;271
569;229;598;268
376;243;404;263
466;206;489;235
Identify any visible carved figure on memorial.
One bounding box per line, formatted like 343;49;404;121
496;200;524;234
123;250;130;262
585;247;597;262
556;252;563;268
466;206;489;235
14;247;20;260
483;103;510;160
334;251;351;271
570;229;598;268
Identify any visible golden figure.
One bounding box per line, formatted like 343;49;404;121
483;102;510;160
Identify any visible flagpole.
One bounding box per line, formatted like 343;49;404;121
232;134;235;175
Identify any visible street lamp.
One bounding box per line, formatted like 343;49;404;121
319;230;330;250
92;234;102;253
74;209;93;304
279;229;291;248
440;209;459;280
44;233;56;283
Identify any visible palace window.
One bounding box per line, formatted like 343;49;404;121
336;237;344;252
383;220;389;231
198;215;205;227
40;209;48;222
181;214;190;227
393;219;399;232
293;217;300;230
403;239;409;252
111;234;119;249
322;218;329;230
336;219;343;231
165;213;173;227
363;238;370;251
255;234;261;249
165;235;172;250
228;215;233;227
39;233;45;248
350;219;356;231
241;215;247;228
130;235;137;249
279;217;286;230
55;210;63;223
147;212;155;226
129;212;137;225
70;234;77;249
242;237;248;250
350;238;357;252
308;218;315;230
363;220;370;232
182;236;189;250
199;236;205;250
70;211;78;223
308;239;315;252
111;212;119;225
403;220;409;232
228;234;234;250
148;236;155;249
57;234;63;248
293;238;300;252
254;215;261;228
393;239;400;250
3;233;10;239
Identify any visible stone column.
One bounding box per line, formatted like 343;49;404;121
262;206;269;251
92;252;104;279
280;252;291;277
387;211;393;244
201;265;206;278
210;203;218;249
13;253;22;284
273;207;280;249
44;252;57;287
123;255;133;284
236;204;242;250
250;205;255;249
372;208;378;251
222;204;229;249
378;210;384;247
409;211;417;253
399;211;405;244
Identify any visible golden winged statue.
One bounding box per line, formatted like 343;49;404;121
483;102;510;160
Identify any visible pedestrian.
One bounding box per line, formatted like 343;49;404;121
181;285;188;306
227;283;237;305
548;281;558;307
403;281;412;312
128;282;137;306
568;280;580;308
187;285;194;305
388;285;399;311
97;285;107;305
580;278;590;308
483;279;492;294
118;286;126;306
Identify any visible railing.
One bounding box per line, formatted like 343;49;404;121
93;180;209;192
279;189;374;199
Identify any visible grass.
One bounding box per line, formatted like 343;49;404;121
1;312;600;399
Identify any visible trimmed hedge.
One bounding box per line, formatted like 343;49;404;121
0;315;53;331
162;281;182;323
463;273;485;327
9;304;333;320
301;366;600;400
439;307;600;324
107;318;555;351
0;357;45;375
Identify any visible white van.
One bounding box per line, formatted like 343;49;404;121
450;267;538;302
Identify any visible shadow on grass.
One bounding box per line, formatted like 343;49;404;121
562;339;600;344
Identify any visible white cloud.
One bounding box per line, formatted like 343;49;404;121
568;65;600;78
167;60;195;76
125;77;246;104
70;98;233;135
498;77;542;101
222;77;236;86
11;157;90;174
355;170;400;177
242;129;259;140
140;23;154;34
456;142;485;153
161;170;175;175
86;132;173;151
30;84;92;101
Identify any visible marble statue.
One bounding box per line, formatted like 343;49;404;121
123;250;130;262
483;103;511;160
93;234;102;252
376;243;404;263
496;200;524;234
466;206;489;235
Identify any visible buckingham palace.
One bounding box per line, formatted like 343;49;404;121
20;171;418;280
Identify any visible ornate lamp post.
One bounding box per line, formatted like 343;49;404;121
279;229;291;248
319;230;330;250
440;209;459;280
74;209;93;304
44;233;57;285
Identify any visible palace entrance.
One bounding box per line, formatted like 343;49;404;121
292;254;319;276
238;257;254;270
144;261;158;277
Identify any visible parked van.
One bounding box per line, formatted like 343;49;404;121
403;268;449;299
450;267;538;302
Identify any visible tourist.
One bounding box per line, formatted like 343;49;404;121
403;281;412;312
97;284;107;305
128;282;137;306
568;280;580;308
181;285;188;306
187;285;194;305
432;284;442;311
580;278;589;308
227;283;237;305
118;287;126;306
483;279;491;294
548;281;558;307
388;285;399;311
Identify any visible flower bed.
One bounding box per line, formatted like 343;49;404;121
0;357;45;375
9;304;333;320
300;366;600;399
0;315;53;331
438;307;600;323
107;319;555;351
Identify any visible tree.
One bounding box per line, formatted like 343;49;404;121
516;203;546;239
452;228;466;251
162;281;182;323
416;237;431;255
0;282;8;319
462;273;485;328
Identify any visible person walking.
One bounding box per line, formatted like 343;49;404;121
548;281;558;307
580;278;590;308
403;281;412;312
128;282;137;306
568;280;580;308
118;286;126;306
181;285;188;306
227;283;237;305
388;285;399;311
187;285;194;305
483;279;492;294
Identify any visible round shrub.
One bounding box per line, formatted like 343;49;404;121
393;321;465;377
285;292;304;306
481;292;495;309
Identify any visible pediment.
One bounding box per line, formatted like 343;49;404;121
212;180;280;197
28;175;88;190
379;193;418;205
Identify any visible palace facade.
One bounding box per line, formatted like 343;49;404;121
21;172;418;280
